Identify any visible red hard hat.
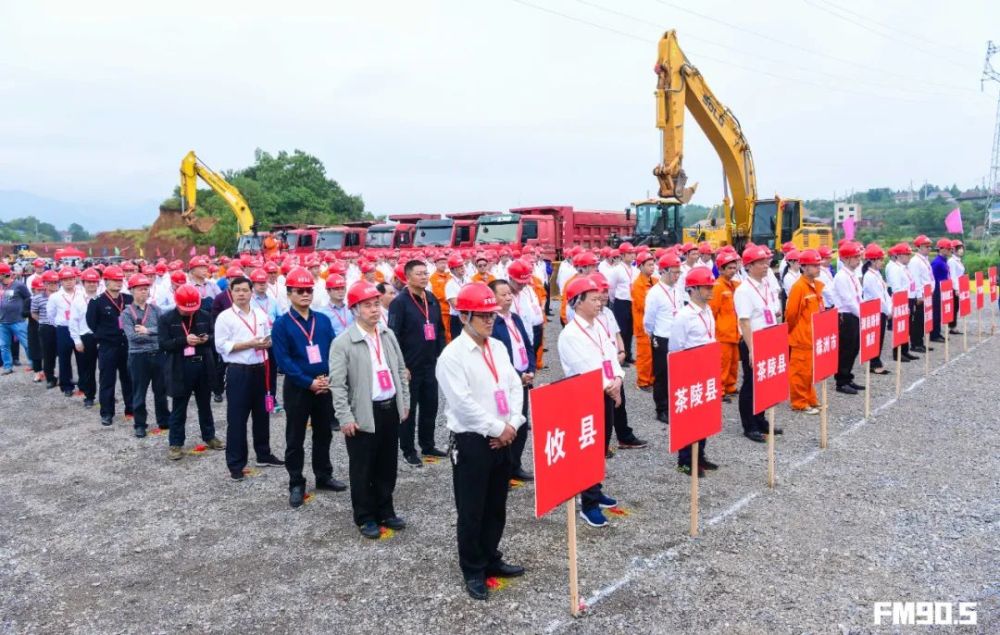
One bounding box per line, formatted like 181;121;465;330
359;260;375;274
347;280;381;308
141;265;155;276
913;234;931;247
697;242;714;255
951;239;964;248
680;243;697;254
328;261;347;276
284;267;314;289
0;263;10;274
891;242;913;256
80;268;101;283
58;266;79;280
684;267;716;288
454;282;500;312
573;251;598;268
617;242;635;254
781;241;796;254
565;275;599;302
188;256;209;269
249;268;268;284
394;263;407;282
936;238;952;250
42;270;60;283
174;284;202;311
838;241;863;259
264;262;279;274
785;249;800;262
599;246;611;258
742;245;770;266
168;260;183;271
636;250;656;265
798;249;821;266
864;243;885;260
31;276;45;290
715;251;739;268
170;270;188;285
128;274;152;288
447;254;465;269
121;261;137;272
589;272;610;291
101;266;123;281
507;260;533;284
33;258;46;268
225;266;245;279
817;246;833;259
325;273;347;289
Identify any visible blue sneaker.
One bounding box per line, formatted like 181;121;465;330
272;403;284;414
580;507;608;528
597;494;618;509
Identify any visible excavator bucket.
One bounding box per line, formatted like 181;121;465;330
181;210;218;233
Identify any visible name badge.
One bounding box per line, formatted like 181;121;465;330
184;346;196;357
423;322;436;340
494;389;510;416
264;394;275;413
764;309;775;325
64;310;70;320
602;359;614;380
518;346;529;368
377;369;393;391
117;316;123;329
910;282;916;292
306;344;321;364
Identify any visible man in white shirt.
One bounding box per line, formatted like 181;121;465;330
947;239;965;334
558;276;623;529
830;242;865;394
69;268;101;408
609;242;636;364
817;246;836;308
644;253;685;423
670;266;719;475
436;283;525;601
47;267;83;396
555;247;579;296
214;275;283;480
885;243;918;362
907;235;934;352
444;254;467;340
506;260;542;348
188;256;220;300
733;246;784;442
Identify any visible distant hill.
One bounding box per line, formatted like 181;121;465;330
0;190;160;233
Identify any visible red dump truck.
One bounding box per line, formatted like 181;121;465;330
412;213;481;249
474;205;634;262
365;214;441;250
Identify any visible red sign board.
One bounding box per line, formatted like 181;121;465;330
941;279;955;324
891;290;910;348
811;308;839;383
990;267;997;303
859;299;881;363
975;271;984;310
667;342;722;453
530;370;606;518
923;284;933;334
751;323;789;413
958;275;971;317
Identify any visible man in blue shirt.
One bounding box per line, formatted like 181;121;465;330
0;263;32;374
271;267;347;508
317;273;353;338
929;238;952;343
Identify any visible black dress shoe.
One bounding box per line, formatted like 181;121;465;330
213;393;224;403
465;577;488;601
83;399;95;408
849;382;865;391
229;470;245;481
100;416;113;426
903;354;919;361
403;453;423;467
949;329;962;335
380;516;406;530
422;447;448;458
256;454;286;467
836;384;858;395
769;427;784;435
359;521;381;540
895;355;910;363
930;336;946;343
316;477;347;492
134;426;147;438
511;468;534;481
656;412;670;423
743;430;766;443
910;345;926;353
486;561;525;578
701;458;719;470
289;485;305;508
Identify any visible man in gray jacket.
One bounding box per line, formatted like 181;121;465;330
330;281;410;540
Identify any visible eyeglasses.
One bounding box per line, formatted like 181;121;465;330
291;288;314;295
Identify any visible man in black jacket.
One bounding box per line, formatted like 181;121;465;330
85;265;134;426
387;259;446;466
159;284;224;460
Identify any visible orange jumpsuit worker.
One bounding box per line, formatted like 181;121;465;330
709;249;741;399
784;249;824;414
630;251;657;390
429;254;453;341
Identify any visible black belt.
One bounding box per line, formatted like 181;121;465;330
229;362;265;369
373;396;396;410
131;350;161;356
183;355;204;363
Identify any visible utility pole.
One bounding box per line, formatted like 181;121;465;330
982;41;1000;239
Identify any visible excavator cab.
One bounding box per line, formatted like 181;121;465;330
752;197;831;252
750;199;779;249
621;198;683;248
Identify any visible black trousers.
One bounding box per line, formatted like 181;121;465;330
28;318;41;372
738;340;769;434
79;333;98;400
167;358;215;447
871;314;888;370
949;295;958;329
225;363;271;472
835;313;860;387
612;299;633;360
652;335;670;416
580;395;613;511
400;366;439;455
678;437;707;465
283;381;335;490
451;431;511;581
98;340;133;418
266;351;278;399
345;399;400;525
609;382;634;444
39;324;56;381
532;324;543;359
129;351;170;428
931;287;943;339
509;384;531;472
56;326;81;392
213;352;227;398
909;298;923;348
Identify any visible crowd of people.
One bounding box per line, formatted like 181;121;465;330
0;233;974;600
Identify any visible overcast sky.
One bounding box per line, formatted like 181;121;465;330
1;0;999;230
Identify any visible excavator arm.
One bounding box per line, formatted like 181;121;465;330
179;150;256;235
654;30;756;241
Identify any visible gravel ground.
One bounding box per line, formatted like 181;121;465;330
1;310;997;634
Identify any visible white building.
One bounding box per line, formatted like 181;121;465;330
834;202;861;227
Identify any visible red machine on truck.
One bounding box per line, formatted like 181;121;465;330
366;214;440;250
474;206;634;262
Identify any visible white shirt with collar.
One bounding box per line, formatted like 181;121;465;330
908;253;933;293
832;265;863;316
862;267;891;316
356;322;397;401
669;302;716;351
733;275;779;331
68;293;98;345
886;259;917;298
609;261;635;302
214;304;271;364
46;288;80;328
948;255;964;286
156;287;178;312
818;266;835;307
436;330;525;438
511;284;542;334
444;276;465;316
556;260;577;294
190;278;220;299
558;314;625;389
644;279;685;338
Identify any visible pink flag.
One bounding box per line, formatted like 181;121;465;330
209;245;216;257
842;216;855;240
944;207;963;234
189;245;197;257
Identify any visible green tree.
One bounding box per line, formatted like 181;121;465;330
67;222;91;241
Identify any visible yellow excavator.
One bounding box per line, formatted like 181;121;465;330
647;30;831;252
179;151;256;236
